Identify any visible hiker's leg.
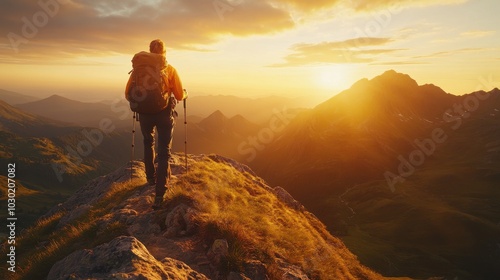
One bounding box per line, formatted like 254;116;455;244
156;108;175;197
139;114;156;184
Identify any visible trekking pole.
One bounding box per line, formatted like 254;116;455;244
131;111;137;181
183;89;188;173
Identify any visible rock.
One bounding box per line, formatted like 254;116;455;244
57;204;92;227
227;271;251;280
243;260;268;280
207;239;229;266
125;213;162;237
161;258;210;280
275;258;309;280
164;203;198;237
273;187;304;211
47;236;208;280
281;268;310;280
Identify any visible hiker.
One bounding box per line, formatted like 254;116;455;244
125;39;187;209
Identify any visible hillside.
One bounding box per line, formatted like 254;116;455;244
0;154;402;280
0;100;132;228
0;99;75;137
252;70;500;279
0;89;39;105
16;95;129;128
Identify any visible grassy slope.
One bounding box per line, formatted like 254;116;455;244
172;156;384;279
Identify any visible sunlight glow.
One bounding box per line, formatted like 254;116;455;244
315;65;353;91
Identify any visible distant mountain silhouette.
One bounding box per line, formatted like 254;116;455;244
252;70;500;279
0;88;39;105
187;95;310;124
173;110;261;161
14;93;309;131
0;99;76;137
16;94;126;128
198;109;227;129
6;154;388;279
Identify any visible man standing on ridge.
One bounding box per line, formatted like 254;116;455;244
125;39;187;210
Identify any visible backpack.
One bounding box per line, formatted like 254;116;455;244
127;51;169;114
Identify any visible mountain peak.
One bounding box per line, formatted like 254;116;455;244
372;69;419;88
18;94;84;108
199;110;229;128
19;154;384;279
45;94;81;103
208;109;226;119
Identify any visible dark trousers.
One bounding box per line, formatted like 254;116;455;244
139;107;175;198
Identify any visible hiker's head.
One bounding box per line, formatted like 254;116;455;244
150;39;166;55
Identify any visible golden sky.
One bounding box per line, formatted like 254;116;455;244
0;0;499;103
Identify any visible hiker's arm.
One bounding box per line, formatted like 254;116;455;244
170;67;185;101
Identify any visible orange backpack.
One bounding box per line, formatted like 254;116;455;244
126;51;169;114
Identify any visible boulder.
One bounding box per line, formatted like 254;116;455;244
207;239;229;266
47;236;208;280
164;203;198;237
273;187;304;211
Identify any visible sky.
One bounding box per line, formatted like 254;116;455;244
0;0;499;104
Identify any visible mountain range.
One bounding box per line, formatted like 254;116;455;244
16;95;125;128
1;91;309;129
2;90;284;163
252;70;500;279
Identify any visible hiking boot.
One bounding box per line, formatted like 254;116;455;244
152;196;163;210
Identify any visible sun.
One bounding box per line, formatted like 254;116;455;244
315;65;352;91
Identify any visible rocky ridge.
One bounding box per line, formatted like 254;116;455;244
9;154;392;280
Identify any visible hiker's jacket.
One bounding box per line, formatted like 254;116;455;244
125;63;185;102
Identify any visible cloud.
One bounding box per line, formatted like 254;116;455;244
351;0;468;12
271;37;403;66
272;0;341;11
0;0;295;62
370;61;429;65
0;0;471;63
460;30;496;38
413;48;486;59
